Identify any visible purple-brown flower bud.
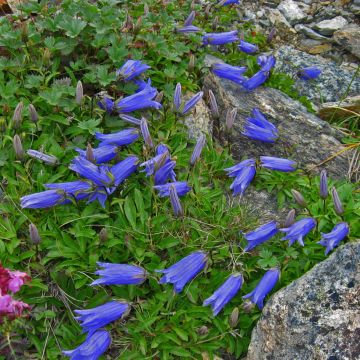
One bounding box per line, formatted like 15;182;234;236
331;187;344;216
226;108;237;131
188;54;195;73
29;223;41;245
13;134;24;161
208;90;219;119
229;307;239;328
291;189;307;207
283;209;296;228
86;143;95;163
28;104;39;123
12;101;24;129
198;326;209;335
76;81;84;105
99;228;108;242
267;27;276;43
319;169;328;199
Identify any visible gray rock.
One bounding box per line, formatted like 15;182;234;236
333;24;360;59
278;0;307;25
247;240;360;360
203;54;355;179
294;24;332;41
274;45;360;104
314;16;348;36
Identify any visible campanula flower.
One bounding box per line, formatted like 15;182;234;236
177;25;201;33
221;0;240;5
297;66;321;80
110;155;139;186
63;330;111;360
279;217;316;246
225;159;256;178
20;190;66;209
140;117;154;147
212;63;247;85
174;83;182;111
133;78;152;93
239;40;258;54
243;221;278;251
157;251;207;293
250;108;278;133
116;84;162;113
169;184;183;217
75;145;118;164
257;55;267;67
75;301;130;335
242;268;280;310
319;169;328;199
119;114;142;126
331;187;344;216
242;70;268;91
26;150;58;165
69;157;112;186
116;60;150;81
154;160;177;185
154;181;191;197
45;181;93;202
260;55;276;73
140;144;170;176
317;222;349;255
91;262;147;286
203;273;243;315
190;134;206;165
96;128;139;147
243;108;278;142
181;91;204;115
260;156;296;172
184;10;195;26
203;31;239;45
98;97;114;113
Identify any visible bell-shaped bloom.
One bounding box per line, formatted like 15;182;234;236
45;181;93;202
242;268;280;310
259;55;276;73
297;66;321;80
154;181;191;197
257;55;268;67
243;221;278;251
203;273;243;315
319;169;328;199
116;60;150;81
173;83;182;111
154;160;177;185
318;222;349;255
69;157;112;187
203;31;239;45
110;155;139;187
75;301;130;335
0;264;31;294
97;97;114;113
279;217;316;246
157;251;207;293
96;128;139;147
169;184;183;217
119;114;141;126
76;145;118;164
140;144;171;177
177;25;201;33
247;108;278;134
242;70;268;91
331;186;344;216
190;134;206;165
212;63;247;85
224;159;256;178
227;160;256;196
91;262;147;286
133;78;153;93
116;84;162;113
26;150;58;165
20;190;65;209
184;10;195;26
242;120;278;143
222;0;240;5
0;294;30;319
181;91;203;115
63;330;111;360
239;40;258;54
260;156;296;172
140;117;154;148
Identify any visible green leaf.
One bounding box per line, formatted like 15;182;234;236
124;196;137;230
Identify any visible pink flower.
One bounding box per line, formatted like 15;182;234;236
0;294;30;320
0;264;30;294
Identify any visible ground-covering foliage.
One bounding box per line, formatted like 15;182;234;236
0;0;359;359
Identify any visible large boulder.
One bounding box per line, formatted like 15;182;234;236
246;240;360;360
203;55;354;180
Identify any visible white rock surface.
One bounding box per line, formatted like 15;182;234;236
314;16;348;36
278;0;307;25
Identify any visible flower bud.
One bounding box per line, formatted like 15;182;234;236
331;187;344;216
283;209;296;228
267;27;276;43
208;90;219;119
29;223;41;245
291;189;306;207
242;300;255;313
13;135;24;161
99;228;108;242
12;101;24;129
188;54;195;73
212;16;219;31
28;104;39;123
226;108;237;131
86;143;95;163
205;4;211;20
229;307;239;328
319;169;328;199
155;91;164;103
75;81;84;105
197;325;209;336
